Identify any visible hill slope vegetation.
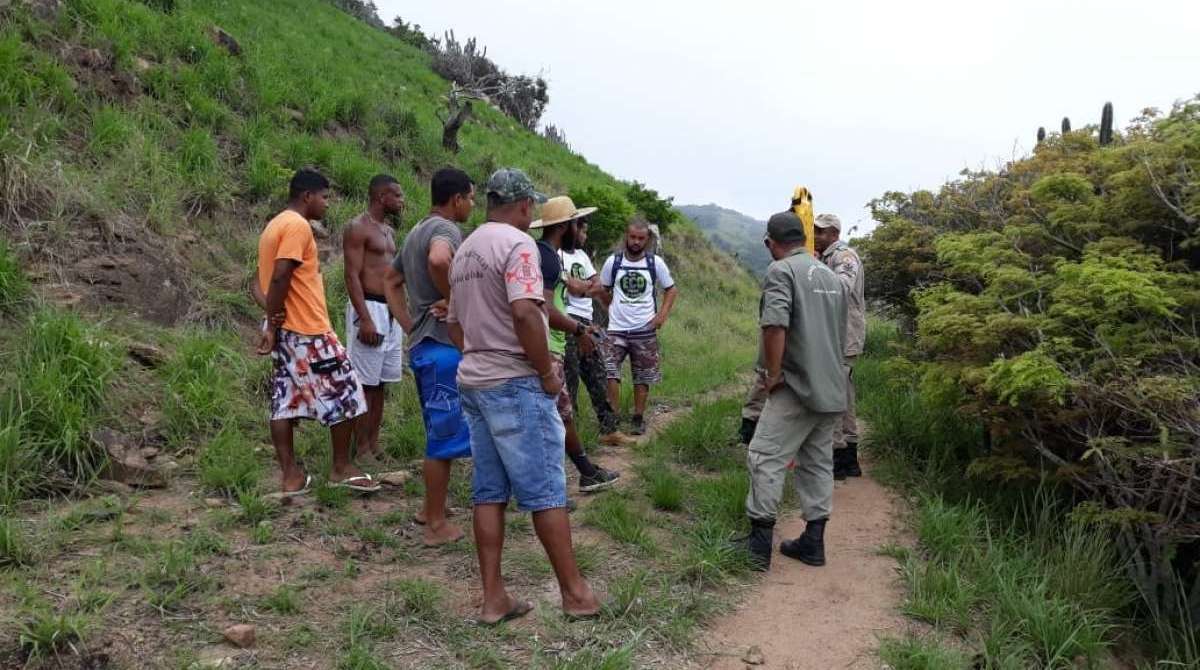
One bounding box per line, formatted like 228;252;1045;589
0;1;764;666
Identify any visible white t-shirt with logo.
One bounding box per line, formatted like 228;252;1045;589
600;253;675;332
558;249;597;320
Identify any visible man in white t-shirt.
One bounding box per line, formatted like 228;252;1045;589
599;218;680;435
559;218;634;446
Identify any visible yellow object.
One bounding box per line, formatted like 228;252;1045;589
791;186;815;256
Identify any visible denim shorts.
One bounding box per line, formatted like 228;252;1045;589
409;340;471;461
460;376;567;512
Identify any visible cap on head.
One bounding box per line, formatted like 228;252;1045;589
767;210;807;244
530;195;599;230
486;168;547;205
814;213;842;232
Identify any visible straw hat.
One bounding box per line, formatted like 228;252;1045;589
530;196;598;230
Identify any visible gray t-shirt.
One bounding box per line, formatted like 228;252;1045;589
760;249;848;413
393;215;463;349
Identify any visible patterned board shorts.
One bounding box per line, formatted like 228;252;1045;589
270;329;367;426
550;355;574;424
604;329;662;386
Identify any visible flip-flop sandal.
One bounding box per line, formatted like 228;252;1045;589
269;474;313;500
476;599;534;627
334;474;382;493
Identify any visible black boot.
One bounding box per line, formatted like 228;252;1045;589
845;443;863;477
833;448;849;480
733;517;774;571
779;518;826;566
738;417;758;445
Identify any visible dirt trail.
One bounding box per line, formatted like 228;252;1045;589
700;462;910;670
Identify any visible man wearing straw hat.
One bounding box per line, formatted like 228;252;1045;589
531;196;621;493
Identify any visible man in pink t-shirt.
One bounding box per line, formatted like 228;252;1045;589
447;168;600;625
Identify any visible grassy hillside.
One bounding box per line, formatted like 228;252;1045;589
0;0;765;667
677;204;771;278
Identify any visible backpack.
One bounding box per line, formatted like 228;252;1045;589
606;251;659;310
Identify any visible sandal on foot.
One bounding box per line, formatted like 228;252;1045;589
269;474;313;500
477;599;533;626
333;474;382;493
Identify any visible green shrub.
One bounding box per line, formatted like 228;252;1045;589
637;459;684;511
17;607;87;661
568;184;636;254
0;516;31;567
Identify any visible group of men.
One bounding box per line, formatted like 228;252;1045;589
735;209;866;571
255;166;678;623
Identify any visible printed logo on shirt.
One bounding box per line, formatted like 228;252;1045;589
569;262;587;280
507;252;541;295
618;270;649;299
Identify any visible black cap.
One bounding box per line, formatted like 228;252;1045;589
767;211;806;244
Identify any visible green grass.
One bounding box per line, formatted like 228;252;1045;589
385;577;443;622
11;309;118;488
262;584;302;615
636;459;685;511
197;427;261;496
0;516;31;567
877;634;970;670
0;239;29;314
140;541;212;612
859;317;1135;668
17;607;89;661
581;493;655;553
652;397;744;471
162;333;250;447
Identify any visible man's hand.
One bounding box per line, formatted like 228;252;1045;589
356;317;383;347
765;370;785;393
577;328;597;356
428;298;449;322
540;371;563;397
267;309;286;328
650;313;668;330
256;328;276;356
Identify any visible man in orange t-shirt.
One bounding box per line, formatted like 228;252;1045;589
256;169;377;496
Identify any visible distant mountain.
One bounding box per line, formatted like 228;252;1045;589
676;204;772;278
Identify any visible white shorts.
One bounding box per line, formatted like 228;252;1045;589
345;299;404;386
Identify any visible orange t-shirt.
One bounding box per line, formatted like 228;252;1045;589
257;210;332;335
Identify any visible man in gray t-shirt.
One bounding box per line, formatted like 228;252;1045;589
740;211;847;572
383;168;475;548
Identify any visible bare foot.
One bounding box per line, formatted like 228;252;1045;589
479;594;533;626
561;584;601;619
422;520;465;546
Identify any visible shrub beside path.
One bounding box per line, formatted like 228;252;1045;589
699;457;911;669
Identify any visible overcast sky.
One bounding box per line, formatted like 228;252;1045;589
376;0;1199;234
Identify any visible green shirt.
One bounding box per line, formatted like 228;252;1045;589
538;240;568;356
759;248;848;413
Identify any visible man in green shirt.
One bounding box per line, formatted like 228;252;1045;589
740;211;847;571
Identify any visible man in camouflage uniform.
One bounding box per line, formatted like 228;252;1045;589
813;213;866;479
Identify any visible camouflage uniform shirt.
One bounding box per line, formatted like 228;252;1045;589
820;240;865;357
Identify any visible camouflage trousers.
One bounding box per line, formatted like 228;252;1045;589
564;318;619;434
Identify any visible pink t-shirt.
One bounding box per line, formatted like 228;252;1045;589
447;222;547;388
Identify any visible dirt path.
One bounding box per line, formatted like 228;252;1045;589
699;462;910;670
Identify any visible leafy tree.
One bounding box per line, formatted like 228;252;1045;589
568;185;636;255
624;181;679;231
862;95;1200;627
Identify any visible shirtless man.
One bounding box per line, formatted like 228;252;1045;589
343;174;406;462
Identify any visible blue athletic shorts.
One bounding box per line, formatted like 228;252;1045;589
460;376;567;512
409;340;471;460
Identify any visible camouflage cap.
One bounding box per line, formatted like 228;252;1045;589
485;167;547;205
814;213;842;231
767;210;806;243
